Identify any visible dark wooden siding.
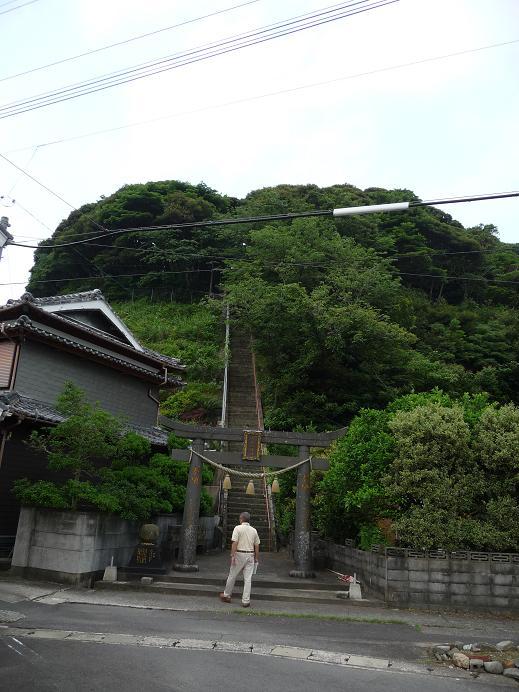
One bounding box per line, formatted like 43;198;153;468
0;341;16;389
14;341;158;425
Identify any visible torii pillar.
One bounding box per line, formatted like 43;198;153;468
174;438;204;572
289;445;314;578
160;417;346;577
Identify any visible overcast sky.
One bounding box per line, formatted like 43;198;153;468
0;0;518;303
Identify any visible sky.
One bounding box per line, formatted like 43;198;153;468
0;0;518;304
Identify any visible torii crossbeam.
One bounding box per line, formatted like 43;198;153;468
159;416;346;578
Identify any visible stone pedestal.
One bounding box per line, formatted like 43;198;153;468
126;523;166;575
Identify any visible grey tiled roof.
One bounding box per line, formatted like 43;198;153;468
1;316;183;386
6;290;105;307
3;290;185;371
0;392;168;447
0;392;64;424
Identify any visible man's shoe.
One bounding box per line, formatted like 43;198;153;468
242;602;250;608
219;593;231;603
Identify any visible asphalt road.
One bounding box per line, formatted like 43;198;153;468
0;636;505;692
1;596;517;691
2;599;434;660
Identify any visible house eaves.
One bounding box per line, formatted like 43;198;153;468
1;316;183;387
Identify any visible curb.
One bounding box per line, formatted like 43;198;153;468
0;624;405;672
94;579;371;606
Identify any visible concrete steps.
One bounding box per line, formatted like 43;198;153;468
96;578;347;605
223;327;275;550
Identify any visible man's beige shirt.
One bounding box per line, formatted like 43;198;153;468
231;522;260;551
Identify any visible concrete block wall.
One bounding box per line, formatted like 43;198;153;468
319;540;519;610
11;507;139;585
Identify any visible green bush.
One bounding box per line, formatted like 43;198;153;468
161;381;220;421
14;384;214;522
314;391;519;552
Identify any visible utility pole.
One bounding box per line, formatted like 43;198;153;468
0;216;13;262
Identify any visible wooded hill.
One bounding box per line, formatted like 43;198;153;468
27;180;519;430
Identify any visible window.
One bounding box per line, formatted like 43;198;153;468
0;341;16;388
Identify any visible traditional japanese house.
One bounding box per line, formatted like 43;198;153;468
0;290;185;551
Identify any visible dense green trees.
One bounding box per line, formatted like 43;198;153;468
315;391;519;551
22;179;519;548
25;176;519;425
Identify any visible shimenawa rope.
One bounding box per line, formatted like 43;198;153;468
188;447;313;478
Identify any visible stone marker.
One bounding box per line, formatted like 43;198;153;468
483;661;503;675
452;652;470;669
103;562;117;582
496;640;515;651
348;583;362;600
141;576;153;585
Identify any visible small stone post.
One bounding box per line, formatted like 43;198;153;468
174;438;204;572
290;445;315;578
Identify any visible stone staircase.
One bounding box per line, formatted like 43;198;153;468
224;331;275;551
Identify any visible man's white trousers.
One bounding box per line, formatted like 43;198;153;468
224;552;255;604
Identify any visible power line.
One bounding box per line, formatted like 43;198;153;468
7;190;519;250
8;210;334;248
393;271;519;285
0;0;260;84
0;0;390;115
0;0;397;119
0;151;109;235
5;35;518;156
0;268;220;286
0;0;40;16
11;200;54;233
0;152;74;209
2;265;519;289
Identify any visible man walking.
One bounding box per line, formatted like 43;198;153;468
219;511;260;607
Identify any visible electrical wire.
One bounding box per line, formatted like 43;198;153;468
0;151;109;235
11;200;54;233
0;1;260;84
1;1;386;109
0;0;40;16
0;0;397;119
7;190;519;250
0;268;220;286
2;266;519;288
7;210;334;248
4;35;518;156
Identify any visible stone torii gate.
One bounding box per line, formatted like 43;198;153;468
159;416;346;577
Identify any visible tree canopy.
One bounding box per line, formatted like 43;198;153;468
26;180;519;426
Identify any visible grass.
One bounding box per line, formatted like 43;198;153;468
230;609;409;626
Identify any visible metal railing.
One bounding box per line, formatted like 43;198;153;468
251;335;276;552
219;304;230;429
215;304;231;547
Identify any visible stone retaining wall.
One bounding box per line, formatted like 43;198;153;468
10;507;139;585
319;540;519;610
